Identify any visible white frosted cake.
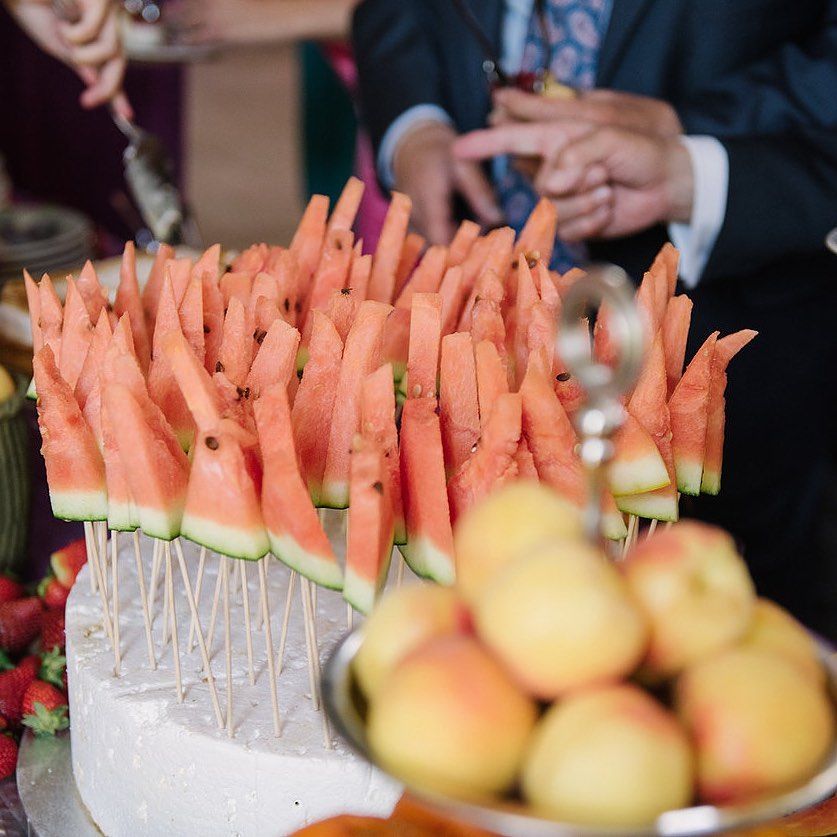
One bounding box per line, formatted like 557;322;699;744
66;534;400;836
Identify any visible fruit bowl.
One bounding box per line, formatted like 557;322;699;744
323;628;837;837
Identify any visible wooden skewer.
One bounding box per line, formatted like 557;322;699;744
132;530;157;670
111;530;121;676
164;542;183;702
256;554;271;630
276;570;297;674
98;522;109;599
84;523;97;594
396;553;405;587
161;565;171;648
299;578;320;711
173;540;224;729
239;561;255;686
622;514;639;558
222;557;233;737
187;546;208;652
301;578;331;749
84;521;113;643
257;556;282;736
646;519;658;539
147;538;163;625
205;563;224;660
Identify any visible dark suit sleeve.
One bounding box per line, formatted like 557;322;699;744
701;127;837;282
351;0;445;156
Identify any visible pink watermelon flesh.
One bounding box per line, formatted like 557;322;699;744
290;194;329;312
100;383;139;531
515;439;539;480
701;329;758;495
439;332;480;477
246;317;300;400
662;294;693;397
458;228;513;330
141;242;175;328
361;363;405;544
348;252;372;303
438;266;466;336
38;274;64;370
609;412;671;496
513;259;540;387
181;424;269;559
381;307;410;382
345;435;394;614
33;346;107;521
255;384;342;588
393;232;425;298
321;300;392;508
200;268;225;375
192;244;221;286
474;340;509;428
406;292;442;400
399;397;455;585
218;296;254;388
669;331;718;495
268;248;300;325
76;310;112;448
76;261;109;325
165;258;193;308
57;277;93;393
220;271;254;310
24;270;42;354
515;197;558;268
178;274;205;365
447;392;521;523
368;191;411;304
447;220;480;267
325;288;359;344
303;228;354;331
114;241;151;374
293;311;343;505
394;245;447;311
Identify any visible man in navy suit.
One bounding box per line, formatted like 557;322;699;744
353;0;837;636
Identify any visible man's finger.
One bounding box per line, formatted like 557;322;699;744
556;204;613;243
550;186;613;225
559;128;622;171
69;17;120;66
60;0;110;44
493;88;585;123
453;160;504;227
79;55;126;108
453;122;589;162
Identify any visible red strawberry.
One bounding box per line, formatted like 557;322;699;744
40;610;65;653
0;577;23;605
0;597;42;655
22;681;69;736
38;577;69;611
0;661;38;725
0;735;18;779
18;655;40;681
50;539;87;589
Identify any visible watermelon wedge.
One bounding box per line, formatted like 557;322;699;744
38;274;64;369
348;252;372;302
23;270;42;354
255;384;342;588
248;272;279;322
474;339;508;427
57;277;93;393
399;397;455;585
192;243;222;286
200;267;225;375
100;381;139;532
458;228;514;331
534;261;560;317
513;258;540;386
406;293;442;400
268;248;300;325
652;242;680;298
669;331;718;495
448;220;480;267
181;423;269;560
75;309;112;421
514;197;558;268
325;287;359;344
141;242;175;327
662;295;693;397
394;245;447;311
178;273;205;364
525;301;555;372
304;228;354;328
394;232;426;296
247;318;300;401
102;381;188;540
438;266;466;336
76;261;109;325
114;242;151;374
165;258;193;308
232;243;268;273
33;346;107;521
381;307;410;382
321;300;392;508
447;392;522;523
439;332;480;477
515;439;539;480
368;191;411;303
220;271;254;309
635;271;662;339
253;296;282;340
290;194;329;312
292;311;343;504
218;297;254;388
701;329;758;495
328;175;365;234
344;434;394;614
609;412;671;496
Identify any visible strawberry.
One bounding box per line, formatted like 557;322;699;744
0;577;23;605
0;735;18;779
38;577;69;611
0;597;42;655
0;661;38;725
50;539;87;589
40;610;65;653
18;655;40;681
39;647;67;690
22;681;69;736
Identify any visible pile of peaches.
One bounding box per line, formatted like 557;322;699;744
353;483;835;829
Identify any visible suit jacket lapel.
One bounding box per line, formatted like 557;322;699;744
597;0;657;85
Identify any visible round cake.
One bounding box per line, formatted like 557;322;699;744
67;535;400;836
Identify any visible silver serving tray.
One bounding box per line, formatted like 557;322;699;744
323;629;837;837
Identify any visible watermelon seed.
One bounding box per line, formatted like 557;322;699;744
556;372;571;382
254;329;267;344
297;369;303;380
294;301;302;313
525;250;541;268
511;259;519;269
470;442;478;453
434;404;440;416
205;436;219;450
340;287;351;295
372;481;384;494
335;239;344;250
412;384;422;397
284;298;290;312
224;264;232;273
203;325;210;334
236;386;250;400
215;361;225;373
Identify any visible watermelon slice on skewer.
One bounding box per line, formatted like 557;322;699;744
58;277;94;393
662;295;693;397
439;332;480;477
406;292;442;400
394;232;426;296
114;242;152;374
368;192;411;304
246;317;300;400
609;413;671;497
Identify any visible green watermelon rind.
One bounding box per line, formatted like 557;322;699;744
674;456;703;497
398;536;455;586
317;480;349;511
342;566;376;615
700;468;721;496
393;517;407;546
268;531;343;590
608;455;670;497
181;512;269;561
26;378;37;400
602;511;628;541
390;361;406;383
615;492;679;523
107;500;140;533
49;489;108;523
135;504;184;542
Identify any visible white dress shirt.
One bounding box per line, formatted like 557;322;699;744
378;0;729;287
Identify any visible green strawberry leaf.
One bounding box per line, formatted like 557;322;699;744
0;650;14;672
39;648;67;688
22;702;69;737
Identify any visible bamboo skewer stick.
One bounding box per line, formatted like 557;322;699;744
132;530;157;670
239;561;255;686
257;557;282;736
256;555;271;630
301;577;331;749
205;564;224;659
98;522;109;598
276;570;297;674
646;519;658;539
396;553;405;587
84;522;113;643
162;569;171;648
84;523;97;594
187;546;208;652
148;538;163;625
111;530;121;676
164;542;183;702
299;578;320;711
173;540;224;729
222;557;233;737
622;514;639;557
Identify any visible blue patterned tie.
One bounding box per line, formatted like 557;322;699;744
495;0;612;271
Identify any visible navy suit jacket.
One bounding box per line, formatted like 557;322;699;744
352;0;837;295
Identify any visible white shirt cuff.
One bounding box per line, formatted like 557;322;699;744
377;104;454;189
668;136;729;288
